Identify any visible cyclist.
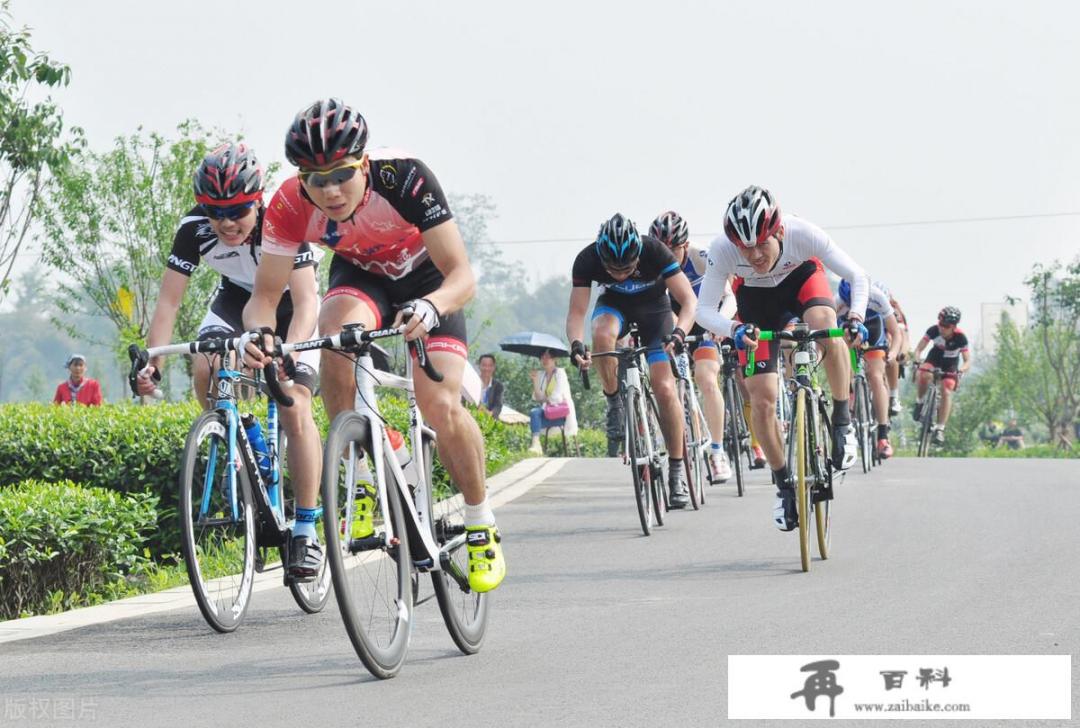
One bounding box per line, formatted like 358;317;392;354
649;210;734;482
836;279;902;458
243;98;505;592
697;186;870;531
912;306;971;444
137;143;324;581
567;213;698;507
882;286;910;416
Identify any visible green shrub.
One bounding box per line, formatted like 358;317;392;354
0;480;157;619
0;398;540;557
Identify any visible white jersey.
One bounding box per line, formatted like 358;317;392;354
676;245;737;320
697;214;869;337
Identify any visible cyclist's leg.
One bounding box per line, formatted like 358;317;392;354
273;304;323;517
591;298;625;456
937;374;958;427
317;257;387;422
195;294;246;410
693;347;731;479
865;351;892;455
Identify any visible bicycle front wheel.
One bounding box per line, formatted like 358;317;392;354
626;388;653;536
322;412;413;679
813;399;834;559
917;388;937;457
792;389;811;573
179;410;256;633
429;435;490;654
854;376;872;473
725;377;745;497
682;385;703;510
646;392;667;526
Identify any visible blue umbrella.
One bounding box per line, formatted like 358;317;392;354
498;331;570;358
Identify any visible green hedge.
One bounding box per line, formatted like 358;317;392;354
0;480;157;619
0;399;539;558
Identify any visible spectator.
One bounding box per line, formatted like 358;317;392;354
1000;418;1025;450
528;349;578;454
53;354;103;406
477;353;505;419
978;420;1002;449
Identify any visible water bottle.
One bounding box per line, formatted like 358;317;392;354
241;413;273;481
351;461;375;540
387;427;419;486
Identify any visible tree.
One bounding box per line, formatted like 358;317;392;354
991;258;1080;446
0;1;80;300
38;121;220;372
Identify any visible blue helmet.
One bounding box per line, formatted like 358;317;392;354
595;213;642;269
838;279;852;304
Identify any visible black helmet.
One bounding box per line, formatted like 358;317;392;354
649;211;689;248
285;98;368;168
938;306;961;325
595;213;643;269
193;143;264;205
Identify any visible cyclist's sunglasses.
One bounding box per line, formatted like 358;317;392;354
201;201;256;221
298;159;366;189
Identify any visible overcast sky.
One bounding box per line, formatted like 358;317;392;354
10;0;1080;343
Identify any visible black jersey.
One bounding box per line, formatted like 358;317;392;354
167;206;316;291
571;235;681;302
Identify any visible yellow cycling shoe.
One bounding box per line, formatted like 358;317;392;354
465;524;506;593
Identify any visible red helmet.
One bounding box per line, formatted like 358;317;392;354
724;185;782;248
193;143;264;206
285;98;368;169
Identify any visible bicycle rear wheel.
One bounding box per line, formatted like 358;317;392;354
724;377;746;496
429;435;490;654
626;388;653;536
322;412;413;679
179;410;256;633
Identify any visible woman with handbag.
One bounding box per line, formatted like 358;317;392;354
528;349;578;454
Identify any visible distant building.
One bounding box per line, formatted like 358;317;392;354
976;300;1028;356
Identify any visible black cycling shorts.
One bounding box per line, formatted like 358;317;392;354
197;279;318;393
325;256;467;358
592;292;673;365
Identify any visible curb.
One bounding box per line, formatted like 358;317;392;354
0;457;568;645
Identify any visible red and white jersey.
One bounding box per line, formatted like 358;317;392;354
262;149;453;280
697;214;869;337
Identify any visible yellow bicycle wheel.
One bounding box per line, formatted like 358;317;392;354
795;388;810;572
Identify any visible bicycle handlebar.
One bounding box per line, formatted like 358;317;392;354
743;327;844;377
283;324;444;384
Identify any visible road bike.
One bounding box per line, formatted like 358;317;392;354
581;326;669;536
719;342;751;496
747;323;842;572
275;320;487;678
673;337;709;509
127;336;331;633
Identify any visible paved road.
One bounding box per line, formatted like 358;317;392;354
1;457;1077;727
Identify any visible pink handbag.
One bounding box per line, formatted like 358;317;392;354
543;402;570;420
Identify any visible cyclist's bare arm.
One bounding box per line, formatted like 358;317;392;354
665;270;697;335
141;269;190;389
959;348;972;374
285;263;319;345
914;335;931;362
243;251;293;367
566;286;592;368
415;219;476;316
